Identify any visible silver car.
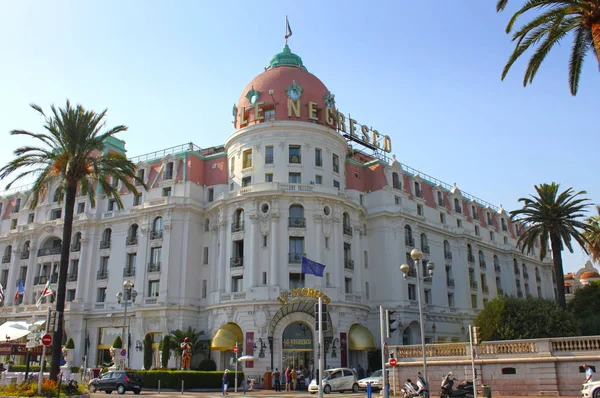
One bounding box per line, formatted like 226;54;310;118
308;368;359;394
358;369;383;390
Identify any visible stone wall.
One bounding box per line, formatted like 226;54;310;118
388;336;600;396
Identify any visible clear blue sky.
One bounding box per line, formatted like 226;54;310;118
0;1;597;273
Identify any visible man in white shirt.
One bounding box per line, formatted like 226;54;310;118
584;364;594;384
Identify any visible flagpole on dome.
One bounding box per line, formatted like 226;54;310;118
285;15;292;44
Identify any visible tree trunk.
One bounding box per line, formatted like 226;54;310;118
593;23;600;69
550;232;566;309
49;182;77;381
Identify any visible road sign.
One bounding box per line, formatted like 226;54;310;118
120;349;127;357
233;346;238;354
389;358;397;367
41;334;52;346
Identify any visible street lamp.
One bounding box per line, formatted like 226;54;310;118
116;280;137;370
400;248;435;384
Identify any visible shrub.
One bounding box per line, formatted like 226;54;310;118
112;335;123;348
197;359;217;371
143;333;153;370
64;337;75;349
128;370;244;389
161;335;171;368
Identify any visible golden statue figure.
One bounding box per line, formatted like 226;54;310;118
180;337;193;370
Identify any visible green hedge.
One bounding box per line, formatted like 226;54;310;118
129;370;245;389
8;365;81;373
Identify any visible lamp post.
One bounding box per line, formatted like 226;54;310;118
116;280;137;370
400;248;435;384
432;323;437;343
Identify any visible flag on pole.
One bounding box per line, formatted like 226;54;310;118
301;257;326;277
285;16;292;41
35;279;53;308
14;280;24;302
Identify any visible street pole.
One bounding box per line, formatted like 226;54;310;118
380;306;388;398
416;259;428;384
38;307;52;395
121;294;128;370
469;325;477;398
317;297;324;398
235;341;238;393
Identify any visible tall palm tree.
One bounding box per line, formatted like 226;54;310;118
584;205;600;263
170;326;205;357
0;101;145;381
510;183;592;308
496;0;600;95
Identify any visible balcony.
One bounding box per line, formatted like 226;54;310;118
230;257;244;268
524;273;529;280
514;267;520;275
150;230;163;240
265;154;274;164
123;268;135;277
289;155;301;164
343;225;353;236
99;240;111;249
96;271;108;280
67;272;78;282
446;278;455;288
536;276;541;283
20;251;29;260
470;281;478;290
126;236;138;246
437;199;444;206
406;267;416;278
482;285;489;294
415;190;423;199
34;276;47;285
421;245;430;254
497;287;504;295
495;264;501;273
288;252;304;264
163;171;173;180
288;217;306;228
231;222;244;233
344;259;354;270
147;262;161;273
405;237;415;247
444;251;453;260
480;261;487;269
468;254;475;263
50;274;58;283
2;255;11;264
37;246;62;257
70;242;81;252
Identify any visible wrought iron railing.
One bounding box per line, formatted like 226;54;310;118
71;243;81;252
230;257;244;268
97;271;108;280
2;255;10;264
123;268;135;277
444;251;452;260
468;254;475;263
495;264;501;273
231;222;244;233
126;236;138;246
480;260;487;269
343;225;353;236
20;251;29;260
344;259;354;270
99;240;111;249
470;281;478;289
37;247;62;257
405;237;415;247
147;262;161;272
422;245;430;254
150;230;163;240
288;253;304;264
446;278;455;288
288;217;306;228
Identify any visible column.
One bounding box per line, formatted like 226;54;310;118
314;215;324;289
6;243;19;307
209;225;218;294
333;218;343;291
269;214;279;286
218;219;227;292
352;224;361;296
74;238;89;302
247;215;258;287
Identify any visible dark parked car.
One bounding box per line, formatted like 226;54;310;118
89;371;143;394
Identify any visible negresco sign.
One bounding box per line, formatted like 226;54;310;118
277;288;331;305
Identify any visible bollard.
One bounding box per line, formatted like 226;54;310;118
385;382;390;398
367;382;372;398
158;380;161;394
482;385;492;398
181;380;184;394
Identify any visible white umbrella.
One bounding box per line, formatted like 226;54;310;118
237;355;255;362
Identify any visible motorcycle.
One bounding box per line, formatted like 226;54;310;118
440;372;474;398
401;373;429;398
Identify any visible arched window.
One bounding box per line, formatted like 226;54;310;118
2;245;12;263
151;217;164;239
405;225;413;246
343;212;352;236
420;233;429;253
232;209;244;232
454;198;462;214
494;255;500;272
289;205;305;228
127;224;138;245
535;267;540;280
444;240;451;259
392;172;401;190
71;232;81;252
467;244;474;262
100;228;112;249
513;258;519;274
414;182;422;198
20;241;30;259
479;250;485;267
522;263;528;279
204;218;210;232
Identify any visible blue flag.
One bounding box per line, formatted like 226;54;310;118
301;257;325;277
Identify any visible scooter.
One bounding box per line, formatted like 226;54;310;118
440;372;474;398
401;374;429;398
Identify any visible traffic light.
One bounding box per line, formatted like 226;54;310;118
386;310;397;338
48;310;58;332
472;327;480;345
314;303;328;331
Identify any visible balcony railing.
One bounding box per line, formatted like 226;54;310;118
415;190;423;199
438;199;444;206
289;155;301;164
67;272;78;282
37;246;62;257
405;237;415;247
231;222;244;233
536;276;541;283
523;273;529;280
50;274;58;283
34;276;47;285
344;259;354;270
482;285;489;294
230;257;244;268
494;264;501;273
343;225;353;236
126;236;138;246
150;230;163;240
70;242;81;252
265;154;274;164
470;281;478;290
446;278;455;288
406;267;416;278
163;171;173;180
96;271;108;280
20;251;29;260
99;240;111;249
480;260;487;269
468;254;475;263
147;262;161;272
288;217;306;228
288;253;304;264
123;268;135;277
514;267;520;275
444;251;452;260
421;245;430;254
2;255;11;264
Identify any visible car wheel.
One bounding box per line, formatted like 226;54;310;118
324;385;332;394
90;385;97;393
353;383;359;393
310;392;316;395
117;384;126;395
594;389;600;398
134;389;141;395
105;390;112;394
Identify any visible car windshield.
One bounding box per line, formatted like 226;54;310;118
371;370;383;377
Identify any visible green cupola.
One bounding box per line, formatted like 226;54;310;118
267;44;307;71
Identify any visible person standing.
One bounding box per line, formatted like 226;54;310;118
272;368;281;392
291;367;298;391
222;369;229;395
357;364;365;380
584;364;595;383
285;366;292;391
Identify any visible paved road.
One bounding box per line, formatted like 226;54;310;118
91;392;367;397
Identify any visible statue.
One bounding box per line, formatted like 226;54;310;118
180;337;193;370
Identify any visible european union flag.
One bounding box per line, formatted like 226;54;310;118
301;257;326;277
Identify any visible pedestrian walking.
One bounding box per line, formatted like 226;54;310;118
285;366;292;391
272;368;281;392
292;367;298;390
358;364;365;380
584;364;595;383
222;369;229;395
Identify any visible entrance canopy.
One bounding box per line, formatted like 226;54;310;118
0;320;44;341
348;324;376;350
211;323;243;351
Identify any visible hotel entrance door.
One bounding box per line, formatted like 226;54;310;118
282;322;314;382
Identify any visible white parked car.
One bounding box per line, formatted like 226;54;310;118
308;368;359;394
358;369;383;390
581;381;600;398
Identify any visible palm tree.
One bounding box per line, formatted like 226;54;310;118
496;0;600;95
584;205;600;263
510;183;592;308
0;101;145;381
170;326;205;356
